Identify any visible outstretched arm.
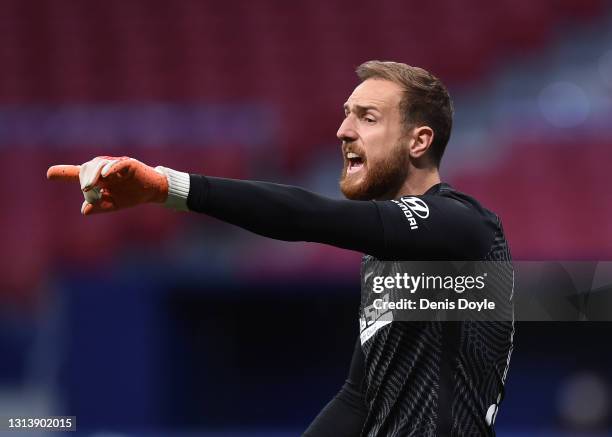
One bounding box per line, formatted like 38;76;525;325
47;156;492;259
186;174;386;255
47;156;387;255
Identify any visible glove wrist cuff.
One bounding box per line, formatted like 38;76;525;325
155;166;190;211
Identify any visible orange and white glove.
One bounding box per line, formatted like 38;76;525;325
46;156;191;215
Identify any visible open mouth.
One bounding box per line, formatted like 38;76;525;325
346;151;365;174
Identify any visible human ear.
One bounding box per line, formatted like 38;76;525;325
408;126;434;159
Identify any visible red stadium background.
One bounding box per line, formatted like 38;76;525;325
1;1;611;435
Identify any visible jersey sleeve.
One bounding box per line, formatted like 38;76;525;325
373;195;494;260
187;174;389;256
303;338;368;436
187;175;494;260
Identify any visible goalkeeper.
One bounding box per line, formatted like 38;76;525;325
48;61;514;437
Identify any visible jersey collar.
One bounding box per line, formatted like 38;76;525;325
424;182;451;196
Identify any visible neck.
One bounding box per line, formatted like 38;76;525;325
379;167;441;200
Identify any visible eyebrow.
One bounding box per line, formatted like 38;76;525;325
343;103;382;114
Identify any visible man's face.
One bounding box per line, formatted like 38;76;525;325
338;78;411;200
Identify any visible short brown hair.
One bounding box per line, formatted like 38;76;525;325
356;60;454;167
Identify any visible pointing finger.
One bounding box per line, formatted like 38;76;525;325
47;165;80;181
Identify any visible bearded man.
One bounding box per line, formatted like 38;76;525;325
48;60;514;437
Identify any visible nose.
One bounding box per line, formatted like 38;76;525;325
337;116;357;142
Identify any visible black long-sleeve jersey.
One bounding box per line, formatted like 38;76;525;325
187;175;514;437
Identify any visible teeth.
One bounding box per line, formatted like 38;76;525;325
347;152;360;159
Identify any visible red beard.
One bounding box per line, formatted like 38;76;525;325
339;142;410;200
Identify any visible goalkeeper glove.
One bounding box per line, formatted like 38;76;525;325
46;156;190;215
